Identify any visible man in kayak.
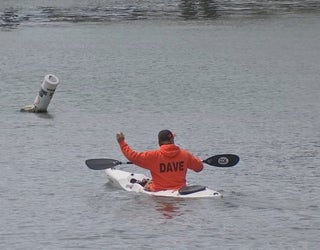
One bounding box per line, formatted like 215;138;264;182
116;129;203;192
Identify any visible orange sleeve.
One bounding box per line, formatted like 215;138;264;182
119;141;155;170
185;150;203;172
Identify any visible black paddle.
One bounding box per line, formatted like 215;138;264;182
85;154;239;170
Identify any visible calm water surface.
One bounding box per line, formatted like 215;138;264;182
1;1;320;249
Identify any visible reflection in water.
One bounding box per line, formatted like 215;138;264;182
156;202;180;219
0;9;21;29
1;0;320;28
35;112;55;119
199;0;219;18
153;197;187;219
179;0;218;19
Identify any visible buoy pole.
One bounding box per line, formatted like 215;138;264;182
21;74;60;113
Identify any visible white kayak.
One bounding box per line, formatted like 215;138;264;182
105;168;222;198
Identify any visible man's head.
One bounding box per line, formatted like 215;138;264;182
158;129;174;145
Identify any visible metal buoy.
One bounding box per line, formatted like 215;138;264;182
21;74;60;113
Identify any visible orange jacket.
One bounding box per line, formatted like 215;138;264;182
119;141;203;191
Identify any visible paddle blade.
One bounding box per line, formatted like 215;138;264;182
203;154;239;167
85;159;121;170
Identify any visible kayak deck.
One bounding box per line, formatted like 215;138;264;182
105;168;222;198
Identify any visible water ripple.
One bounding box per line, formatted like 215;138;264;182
1;0;320;28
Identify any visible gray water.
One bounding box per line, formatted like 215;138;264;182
1;1;320;249
1;0;320;26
